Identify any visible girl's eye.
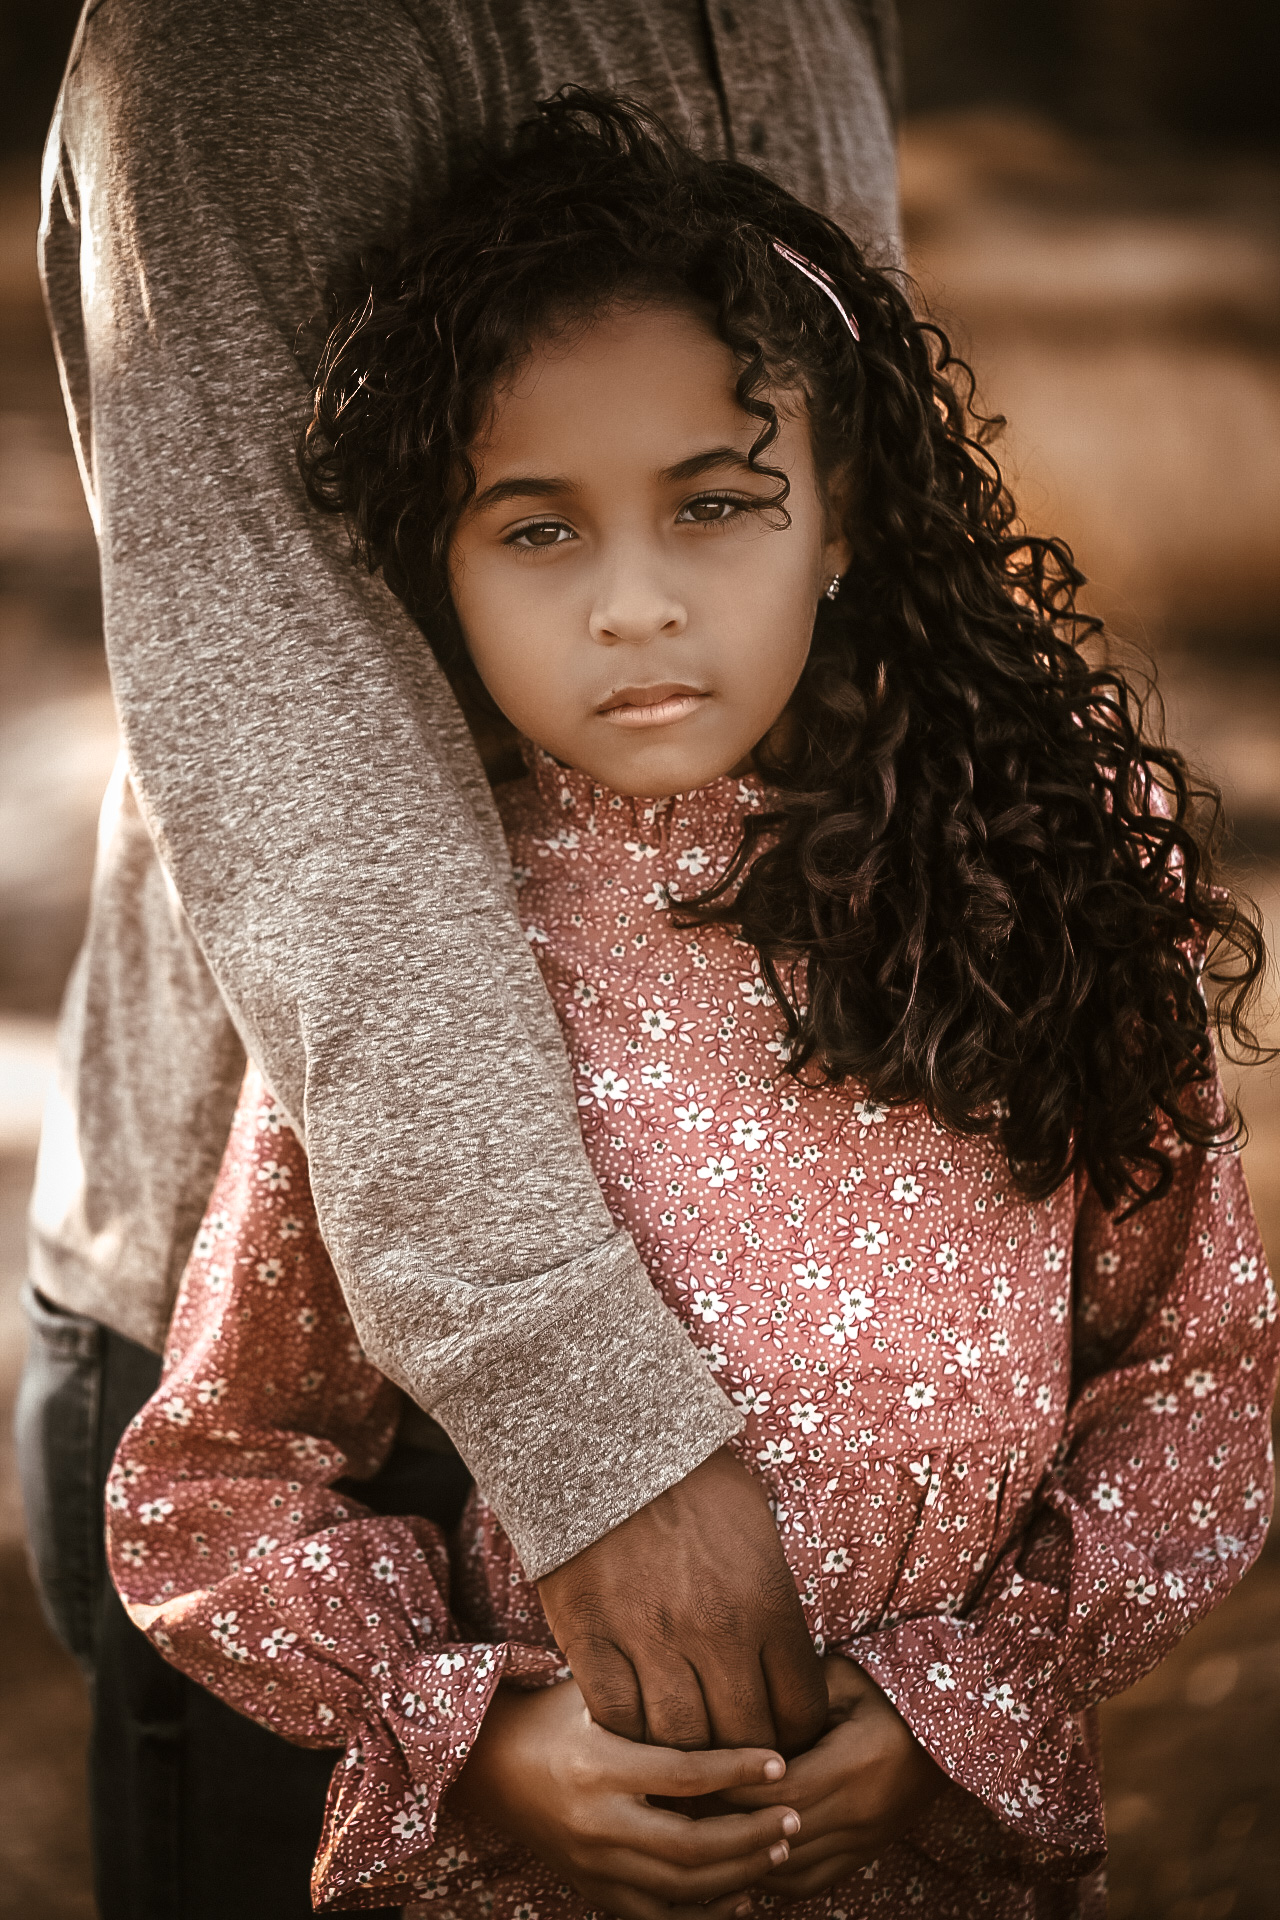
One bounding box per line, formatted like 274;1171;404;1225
506;521;576;549
677;494;757;525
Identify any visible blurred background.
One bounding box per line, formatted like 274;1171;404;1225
0;2;1277;1915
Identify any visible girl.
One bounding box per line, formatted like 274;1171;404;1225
106;95;1275;1919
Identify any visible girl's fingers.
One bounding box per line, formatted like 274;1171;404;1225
711;1738;833;1811
594;1838;791;1903
761;1824;869;1874
590;1884;756;1920
609;1798;800;1868
762;1851;865;1899
596;1732;786;1800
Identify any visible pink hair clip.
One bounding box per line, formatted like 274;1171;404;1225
770;239;860;342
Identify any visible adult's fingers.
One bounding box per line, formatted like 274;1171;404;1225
694;1646;780;1751
561;1636;646;1743
760;1824;871;1876
761;1614;831;1756
632;1655;712;1750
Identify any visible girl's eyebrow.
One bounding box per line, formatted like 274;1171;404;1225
471;474;572;511
472;446;758;513
661;445;757;484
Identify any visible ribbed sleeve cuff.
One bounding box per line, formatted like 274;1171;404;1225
428;1233;743;1579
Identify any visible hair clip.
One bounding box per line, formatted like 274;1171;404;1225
770;240;860;342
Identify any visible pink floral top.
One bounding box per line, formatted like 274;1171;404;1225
107;750;1277;1918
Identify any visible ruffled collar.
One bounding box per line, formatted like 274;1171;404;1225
517;739;768;880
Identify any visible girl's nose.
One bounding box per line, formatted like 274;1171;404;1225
588;561;687;647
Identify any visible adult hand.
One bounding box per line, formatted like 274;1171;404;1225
537;1446;827;1752
710;1654;946;1898
451;1677;800;1920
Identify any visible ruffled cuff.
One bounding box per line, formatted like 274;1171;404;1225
849;1615;1105;1880
313;1640;563;1911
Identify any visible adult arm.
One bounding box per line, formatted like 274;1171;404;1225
39;0;741;1583
846;1080;1278;1877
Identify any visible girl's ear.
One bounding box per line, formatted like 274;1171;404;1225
821;461;854;583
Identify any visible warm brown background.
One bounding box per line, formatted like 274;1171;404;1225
1;4;1278;1916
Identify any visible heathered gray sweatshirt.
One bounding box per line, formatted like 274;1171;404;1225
31;0;900;1577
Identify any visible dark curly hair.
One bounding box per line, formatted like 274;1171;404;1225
300;89;1267;1212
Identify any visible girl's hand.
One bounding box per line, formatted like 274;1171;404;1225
451;1678;801;1920
710;1655;946;1899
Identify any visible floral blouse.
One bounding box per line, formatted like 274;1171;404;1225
107;749;1278;1919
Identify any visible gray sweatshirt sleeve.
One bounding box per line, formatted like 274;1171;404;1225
40;0;740;1578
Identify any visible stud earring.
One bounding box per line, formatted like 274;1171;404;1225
824;573;843;601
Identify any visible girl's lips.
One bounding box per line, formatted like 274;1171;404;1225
597;687;709;729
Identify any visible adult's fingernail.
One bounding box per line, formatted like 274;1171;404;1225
734;1902;751;1917
781;1813;801;1837
762;1757;785;1780
769;1843;790;1866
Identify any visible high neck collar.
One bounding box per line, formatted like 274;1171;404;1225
518;739;768;875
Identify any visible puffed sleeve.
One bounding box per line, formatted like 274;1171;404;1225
105;1066;562;1912
848;1074;1278;1881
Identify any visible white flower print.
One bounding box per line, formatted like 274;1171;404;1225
1043;1242;1066;1273
371;1556;396;1582
902;1380;937;1413
196;1377;227;1406
255;1159;291;1193
789;1400;824;1433
1095;1248;1120;1276
822;1546;851;1573
853;1098;887;1128
675;1098;715;1133
138;1500;174;1526
852;1219;889;1255
738;971;772;1008
1125;1575;1159;1605
756;1437;797;1467
257;1102;284;1135
676;845;711;877
257;1257;283;1288
247;1534;279;1560
792;1243;833;1290
982;1683;1030;1721
163;1397;193;1427
638;1004;674;1039
624;838;659;863
731;1383;772;1415
1185;1369;1217;1399
261;1628;298;1658
1145;1391;1178;1416
731;1115;769;1152
301;1541;332;1572
691;1289;728;1323
640;1060;673;1090
1229;1251;1259;1286
392;1803;426;1840
1190;1498;1219;1530
118;1540;148;1568
888;1170;928;1217
435;1651;465;1674
698;1155;738;1188
927;1662;957;1692
1092;1478;1124;1514
586;1069;630;1109
573;978;599;1008
643;881;673;911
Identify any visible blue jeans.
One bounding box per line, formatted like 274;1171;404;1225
15;1283;471;1919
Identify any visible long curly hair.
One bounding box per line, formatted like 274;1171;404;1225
300;90;1267;1212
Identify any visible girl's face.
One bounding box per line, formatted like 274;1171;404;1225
448;300;849;796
